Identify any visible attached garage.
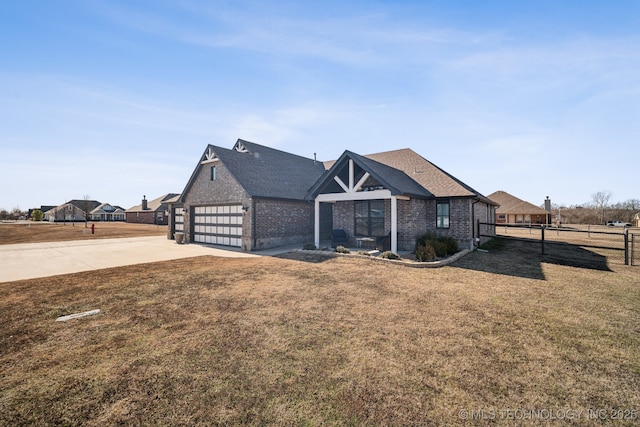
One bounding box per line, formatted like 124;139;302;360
192;205;243;247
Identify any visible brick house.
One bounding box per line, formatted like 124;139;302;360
488;191;551;225
308;149;497;252
170;140;325;251
126;194;179;225
171;139;497;252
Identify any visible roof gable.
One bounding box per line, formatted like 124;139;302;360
181;139;326;201
310;148;496;204
307;150;432;199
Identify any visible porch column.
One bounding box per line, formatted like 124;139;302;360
391;196;398;253
314;198;320;249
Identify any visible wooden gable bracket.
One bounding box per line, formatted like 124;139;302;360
201;147;219;164
333;159;371;193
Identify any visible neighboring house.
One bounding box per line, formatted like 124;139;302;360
44;200;101;222
171;139;497;252
89;203;126;221
126;194;179;225
488;190;551;225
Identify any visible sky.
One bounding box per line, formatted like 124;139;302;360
1;0;639;211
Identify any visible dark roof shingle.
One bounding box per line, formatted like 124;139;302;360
183;140;326;201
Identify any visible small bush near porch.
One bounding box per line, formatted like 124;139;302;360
415;232;459;261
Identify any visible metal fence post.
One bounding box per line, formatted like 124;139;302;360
541;225;545;255
624;229;629;265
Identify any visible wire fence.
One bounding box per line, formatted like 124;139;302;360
478;222;638;267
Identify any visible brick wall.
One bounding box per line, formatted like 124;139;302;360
423;198;473;249
397;198;428;251
333;200;355;246
125;211;168;225
253;198;315;250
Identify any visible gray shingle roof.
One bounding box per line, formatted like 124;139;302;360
183;139;326;201
333;151;432;198
309;148;496;204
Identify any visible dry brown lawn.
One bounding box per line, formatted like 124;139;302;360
1;239;639;425
0;222;167;245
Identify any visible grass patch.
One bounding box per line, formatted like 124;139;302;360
478;237;505;251
0;222;166;245
1;240;639;425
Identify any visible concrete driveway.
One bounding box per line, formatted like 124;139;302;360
0;236;289;282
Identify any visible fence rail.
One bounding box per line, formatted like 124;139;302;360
478;222;638;266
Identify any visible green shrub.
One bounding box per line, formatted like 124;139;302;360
302;243;316;250
335;245;350;254
380;251;400;260
31;209;43;221
441;236;459;255
415;233;458;259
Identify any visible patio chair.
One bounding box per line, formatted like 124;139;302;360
330;229;349;248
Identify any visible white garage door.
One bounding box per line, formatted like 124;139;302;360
173;207;184;232
193;205;243;247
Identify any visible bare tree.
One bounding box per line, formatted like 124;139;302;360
624;199;640;212
591;190;612;224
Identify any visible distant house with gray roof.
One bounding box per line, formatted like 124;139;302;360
44;200;101;222
90;203;125;221
171;139;497;252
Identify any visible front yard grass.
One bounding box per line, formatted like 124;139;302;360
1;240;639;425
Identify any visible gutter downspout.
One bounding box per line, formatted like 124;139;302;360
252;197;257;250
471;198;480;249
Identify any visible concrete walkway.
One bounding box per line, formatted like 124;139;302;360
0;236;296;283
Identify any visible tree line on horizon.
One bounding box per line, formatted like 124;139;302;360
546;191;639;225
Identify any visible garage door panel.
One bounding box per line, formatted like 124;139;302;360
193;204;243;247
173;207;184;232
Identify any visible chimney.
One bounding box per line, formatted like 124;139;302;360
544;196;551;212
142;195;148;210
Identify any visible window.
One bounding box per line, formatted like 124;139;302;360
210;166;217;181
436;200;450;228
355;200;385;236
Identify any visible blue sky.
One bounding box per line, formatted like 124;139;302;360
1;0;639;211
